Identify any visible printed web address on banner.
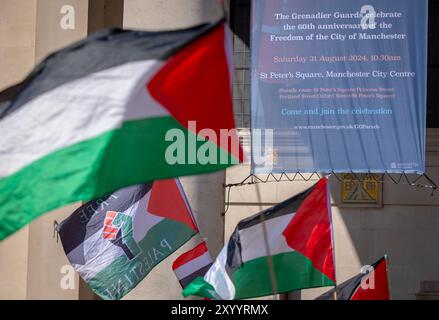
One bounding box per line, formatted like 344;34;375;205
292;124;380;130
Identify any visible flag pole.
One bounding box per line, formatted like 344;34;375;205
325;173;337;301
260;213;278;299
384;254;392;300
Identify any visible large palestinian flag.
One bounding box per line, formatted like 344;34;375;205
57;178;198;300
0;21;241;240
316;256;390;300
183;178;336;300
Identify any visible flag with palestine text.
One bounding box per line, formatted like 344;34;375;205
57;178;198;300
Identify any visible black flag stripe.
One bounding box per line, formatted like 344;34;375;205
0;23;219;120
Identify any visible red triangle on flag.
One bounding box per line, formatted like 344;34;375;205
147;179;198;232
282;178;336;282
148;22;243;162
351;257;390;300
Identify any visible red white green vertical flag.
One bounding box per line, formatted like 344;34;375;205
183;177;336;300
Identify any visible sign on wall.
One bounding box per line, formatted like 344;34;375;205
341;173;381;204
251;0;428;174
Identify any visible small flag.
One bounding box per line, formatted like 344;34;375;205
57;178;198;300
0;20;242;240
316;256;390;300
183;177;336;300
172;241;213;289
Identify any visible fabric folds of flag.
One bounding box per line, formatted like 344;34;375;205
316;256;390;300
183;177;336;300
0;21;242;240
57;178;198;300
172;241;213;289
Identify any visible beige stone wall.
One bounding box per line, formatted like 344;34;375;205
34;0;88;63
24;0;91;300
0;0;38;300
0;228;29;299
0;0;37;91
123;0;223;30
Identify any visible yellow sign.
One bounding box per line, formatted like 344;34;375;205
341;174;380;203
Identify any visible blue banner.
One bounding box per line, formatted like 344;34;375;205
251;0;428;174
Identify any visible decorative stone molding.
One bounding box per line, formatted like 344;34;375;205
426;128;439;152
416;281;439;300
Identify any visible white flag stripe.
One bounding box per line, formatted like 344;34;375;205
203;241;236;300
199;214;296;301
239;213;295;263
0;60;169;178
174;251;212;280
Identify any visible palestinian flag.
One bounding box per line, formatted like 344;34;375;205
0;21;241;240
172;241;213;289
57;178;198;300
316;256;390;300
183;178;336;300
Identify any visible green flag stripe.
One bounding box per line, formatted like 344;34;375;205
233;251;335;300
182;276;218;300
183;251;335;300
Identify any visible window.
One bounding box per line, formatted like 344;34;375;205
428;0;439;127
230;0;251;128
